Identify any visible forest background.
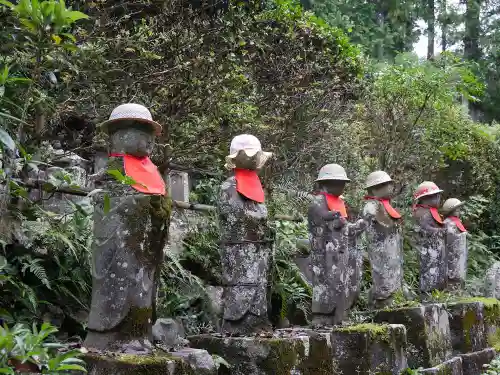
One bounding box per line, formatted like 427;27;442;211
1;0;500;351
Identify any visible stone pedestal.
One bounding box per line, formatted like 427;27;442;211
419;356;463;374
84;350;217;375
460;348;496;375
374;304;452;368
447;301;487;354
188;332;333;375
330;323;407;375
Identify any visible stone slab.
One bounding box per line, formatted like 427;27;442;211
169;348;218;375
83;352;204;375
447;301;487;353
460;348;496;375
330;323;407;375
374;303;452;368
418;356;463;374
188;332;333;375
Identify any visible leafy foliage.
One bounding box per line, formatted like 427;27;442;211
0;321;87;374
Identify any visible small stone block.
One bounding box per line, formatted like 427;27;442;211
447;301;487;353
330;323;407;375
418;356;463;374
460;348;496;375
83;353;197;375
188;332;333;375
374;304;452;368
169;348;218;375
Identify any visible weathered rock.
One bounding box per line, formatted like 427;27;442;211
374;304;452;368
152;318;188;349
330;323;407;375
460;348;496;375
188;332;333;375
484;262;500;298
169;348;218;375
444;216;467;291
83;353;204;375
419;356;463;374
205;285;223;331
447;301;487;354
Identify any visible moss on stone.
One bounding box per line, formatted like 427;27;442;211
261;338;300;375
84;352;196;375
334;323;391;342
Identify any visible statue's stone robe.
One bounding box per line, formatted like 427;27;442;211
218;176;271;335
413;207;446;293
308;195;366;324
363;200;403;305
444;218;467;290
85;158;170;352
485;261;500;298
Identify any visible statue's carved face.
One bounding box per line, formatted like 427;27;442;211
108;121;155;157
318;180;346;196
368;181;394;199
231;150;264;170
447;207;460;217
419;193;441;207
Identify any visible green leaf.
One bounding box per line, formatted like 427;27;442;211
0;128;16;151
65;10;88;22
19;18;37;32
0;0;14;9
51;34;62;44
60;32;76;42
0;86;4;97
0;65;9;83
103;193;110;214
56;364;87;372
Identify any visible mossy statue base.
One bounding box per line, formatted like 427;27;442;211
83;351;217;375
188;332;333;375
374;304;452;368
331;323;407;375
447;301;487;354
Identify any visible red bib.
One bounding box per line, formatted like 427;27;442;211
110;154;166;195
364;197;401;219
449;216;466;232
234;168;265;203
414;204;443;224
317;192;347;218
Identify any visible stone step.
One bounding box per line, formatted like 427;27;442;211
84;349;217;375
374;303;452;369
330;323;407;375
447;300;488;354
418;356;463;374
189;331;334;375
460;348;496;375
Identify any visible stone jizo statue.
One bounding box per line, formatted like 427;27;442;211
363;171;403;308
442;198;467;291
218;134;273;335
84;103;170;353
308;164;367;327
412;181;446;294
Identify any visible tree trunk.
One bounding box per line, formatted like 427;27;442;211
464;0;481;61
440;0;447;51
427;0;435;59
